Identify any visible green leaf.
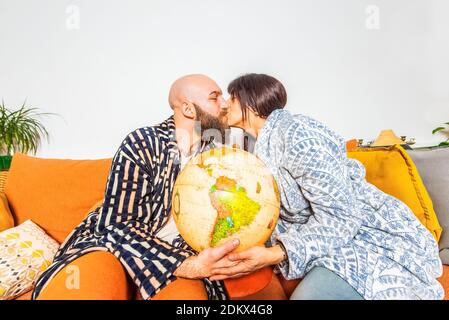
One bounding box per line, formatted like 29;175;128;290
432;127;445;134
439;141;449;147
0;100;57;155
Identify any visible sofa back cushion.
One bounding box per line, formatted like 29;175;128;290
347;145;442;242
0;191;14;231
4;153;112;243
408;147;449;264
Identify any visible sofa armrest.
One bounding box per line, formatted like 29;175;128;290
36;251;133;300
0;191;14;231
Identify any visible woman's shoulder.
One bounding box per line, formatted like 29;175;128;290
274;110;345;147
257;110;347;163
260;111;346;176
270;109;330;133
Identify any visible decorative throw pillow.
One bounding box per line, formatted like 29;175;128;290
347;145;442;242
408;147;449;265
0;220;59;300
0;192;14;232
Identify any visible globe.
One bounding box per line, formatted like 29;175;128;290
172;147;280;253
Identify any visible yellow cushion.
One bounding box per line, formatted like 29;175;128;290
348;145;442;242
0;192;14;232
0;220;59;300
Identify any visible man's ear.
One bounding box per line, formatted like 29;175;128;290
182;102;196;120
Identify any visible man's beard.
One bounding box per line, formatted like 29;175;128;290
193;104;229;144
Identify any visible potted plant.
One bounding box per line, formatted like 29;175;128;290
0;101;55;170
432;122;449;147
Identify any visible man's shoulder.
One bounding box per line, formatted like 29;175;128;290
121;117;174;147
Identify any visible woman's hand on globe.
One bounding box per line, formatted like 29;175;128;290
209;245;285;281
174;238;241;279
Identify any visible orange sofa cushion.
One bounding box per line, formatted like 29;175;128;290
14;290;33;300
134;268;285;300
4;153;112;243
148;279;208;300
36;251;132;300
347;145;442;242
224;266;273;298
0;192;14;231
346;139;359;152
440;265;449;300
5;153;271;299
232;270;287;300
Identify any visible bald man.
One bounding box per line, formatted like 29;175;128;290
32;75;239;300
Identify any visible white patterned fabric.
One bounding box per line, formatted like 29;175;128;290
255;109;444;300
155;146;198;243
0;220;59;300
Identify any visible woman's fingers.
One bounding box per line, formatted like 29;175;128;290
212;263;251;277
213;257;240;269
228;249;252;261
210;272;250;281
210;275;228;281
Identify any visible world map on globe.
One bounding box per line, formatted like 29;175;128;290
172;147;280;252
209;176;261;246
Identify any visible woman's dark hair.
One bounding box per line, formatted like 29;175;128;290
227;73;287;122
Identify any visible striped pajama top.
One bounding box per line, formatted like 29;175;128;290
32;116;228;300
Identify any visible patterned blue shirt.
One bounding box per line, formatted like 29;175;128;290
255;109;444;300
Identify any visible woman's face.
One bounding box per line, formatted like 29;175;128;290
226;96;244;128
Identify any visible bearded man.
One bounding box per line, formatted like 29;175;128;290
32;74;240;300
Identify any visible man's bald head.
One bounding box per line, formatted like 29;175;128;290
168;74;229;144
168;74;221;110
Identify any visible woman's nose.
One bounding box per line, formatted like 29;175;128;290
220;98;230;111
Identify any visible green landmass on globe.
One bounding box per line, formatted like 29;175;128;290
172;147;280;253
209;176;261;246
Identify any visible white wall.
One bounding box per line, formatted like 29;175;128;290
0;0;448;159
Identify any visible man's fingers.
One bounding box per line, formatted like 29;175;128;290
211;239;240;260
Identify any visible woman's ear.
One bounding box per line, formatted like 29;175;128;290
182;102;196;120
248;106;260;117
245;106;260;126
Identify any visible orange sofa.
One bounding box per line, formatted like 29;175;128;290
1;147;448;300
1;153;285;300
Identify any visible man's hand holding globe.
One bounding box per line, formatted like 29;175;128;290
174;238;286;280
209;244;286;281
174;238;240;279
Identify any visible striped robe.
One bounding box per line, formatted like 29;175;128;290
32;116;228;300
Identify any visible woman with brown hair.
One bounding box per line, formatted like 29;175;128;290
209;73;443;300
